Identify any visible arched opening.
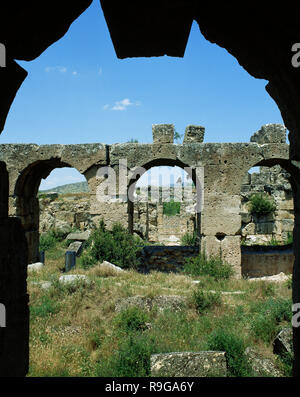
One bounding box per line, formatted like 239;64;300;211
129;165;197;245
13;160;89;264
240;158;299;278
126;158;203;272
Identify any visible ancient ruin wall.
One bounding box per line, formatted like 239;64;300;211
1;123;293;276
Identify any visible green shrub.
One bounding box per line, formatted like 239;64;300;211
163;200;180;216
250;297;292;343
207;329;253;377
39;231;58;251
96;334;157;377
192;289;222;314
114;307;150;333
248;193;276;216
184;252;234;281
181;232;197;246
80;251;97;269
81;221;143;269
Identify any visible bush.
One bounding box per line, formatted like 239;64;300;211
192;289;222;314
207;329;253;377
163;200;180;216
250;297;292;343
114;307;150;333
81;220;143;269
184;252;234;281
96;334;157;377
181;232;197;246
248;193;276;216
39;231;58;251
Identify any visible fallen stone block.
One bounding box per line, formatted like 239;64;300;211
245;347;283;377
28;262;44;272
59;274;90;285
99;260;124;273
150;351;227;377
115;295;186;313
248;272;289;283
273;327;293;356
67;241;83;256
66;230;91;241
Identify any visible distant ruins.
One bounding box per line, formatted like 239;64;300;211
0;123;295;277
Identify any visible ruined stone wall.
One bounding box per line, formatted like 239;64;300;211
241;165;294;245
1;123;293;275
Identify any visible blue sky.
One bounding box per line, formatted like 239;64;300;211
0;0;284;189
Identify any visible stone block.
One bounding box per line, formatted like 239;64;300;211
115;295;186;313
152;124;174;144
183;125;205;144
273;327;293;356
27;262;44;272
150;351;227;377
66;230;91;241
250;124;286;144
67;241;83;256
245;347;283;377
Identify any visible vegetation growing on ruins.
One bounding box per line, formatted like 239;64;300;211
40;229;71;251
27;242;293;377
180;231;197;246
80;220;143;269
183;252;234;281
248;193;276;216
162;200;181;216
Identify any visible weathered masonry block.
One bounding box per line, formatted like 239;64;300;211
152;124;174;144
250;124;286;144
183;125;205;143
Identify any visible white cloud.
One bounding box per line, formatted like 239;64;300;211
45;66;67;73
103;98;140;111
112;98;133;111
72;71;78;76
98;67;103;76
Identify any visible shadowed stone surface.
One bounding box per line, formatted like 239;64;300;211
150;351;227;377
273;328;293;356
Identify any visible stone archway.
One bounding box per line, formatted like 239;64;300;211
127;157;202;244
13;159;89;264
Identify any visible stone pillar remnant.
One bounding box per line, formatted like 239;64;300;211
183;125;205;144
152;124;174;144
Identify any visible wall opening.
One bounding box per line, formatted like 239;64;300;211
240;160;296;277
13;161;89;264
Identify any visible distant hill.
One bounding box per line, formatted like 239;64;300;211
39;181;89;194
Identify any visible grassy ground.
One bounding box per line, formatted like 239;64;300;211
27;241;293;377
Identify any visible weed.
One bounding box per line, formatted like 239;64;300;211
163;200;180;216
181;232;197;246
114;307;150;333
192;289;222;314
184;252;234;281
207;329;253;377
248;193;276;216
